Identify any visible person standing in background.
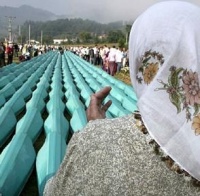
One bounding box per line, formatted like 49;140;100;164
107;45;117;76
122;47;128;67
89;47;95;64
0;42;6;67
115;47;123;73
6;42;14;65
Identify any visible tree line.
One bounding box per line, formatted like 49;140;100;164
19;18;132;47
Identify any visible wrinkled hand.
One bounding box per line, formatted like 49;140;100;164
86;86;112;121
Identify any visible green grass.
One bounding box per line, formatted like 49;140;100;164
113;70;131;85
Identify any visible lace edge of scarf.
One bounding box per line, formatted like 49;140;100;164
133;111;200;187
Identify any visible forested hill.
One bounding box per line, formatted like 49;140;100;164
0;5;60;24
0;5;66;37
20;18;127;42
0;5;133;44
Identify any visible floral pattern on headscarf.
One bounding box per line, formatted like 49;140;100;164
192;115;200;135
156;66;200;135
136;50;164;84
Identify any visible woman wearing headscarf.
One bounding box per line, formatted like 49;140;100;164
44;1;200;195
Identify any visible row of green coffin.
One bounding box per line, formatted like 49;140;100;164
0;105;87;195
0;53;59;195
37;51;137;195
0;72;50;147
0;84;89;147
0;90;87;195
0;131;68;195
39;53;137;194
0;83;87;195
0;51;137;195
65;52;137;102
0;65;88;195
0;52;60;148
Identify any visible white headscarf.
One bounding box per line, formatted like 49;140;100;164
129;1;200;181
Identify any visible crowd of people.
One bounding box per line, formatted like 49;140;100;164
0;42;26;66
69;45;129;76
0;42;22;67
0;42;129;76
0;36;130;78
0;41;129;73
0;42;63;67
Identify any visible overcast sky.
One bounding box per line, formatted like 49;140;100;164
1;0;200;23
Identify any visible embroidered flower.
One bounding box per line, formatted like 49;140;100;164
138;51;200;137
157;67;200;136
136;50;164;84
182;70;200;106
143;63;159;84
192;114;200;135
